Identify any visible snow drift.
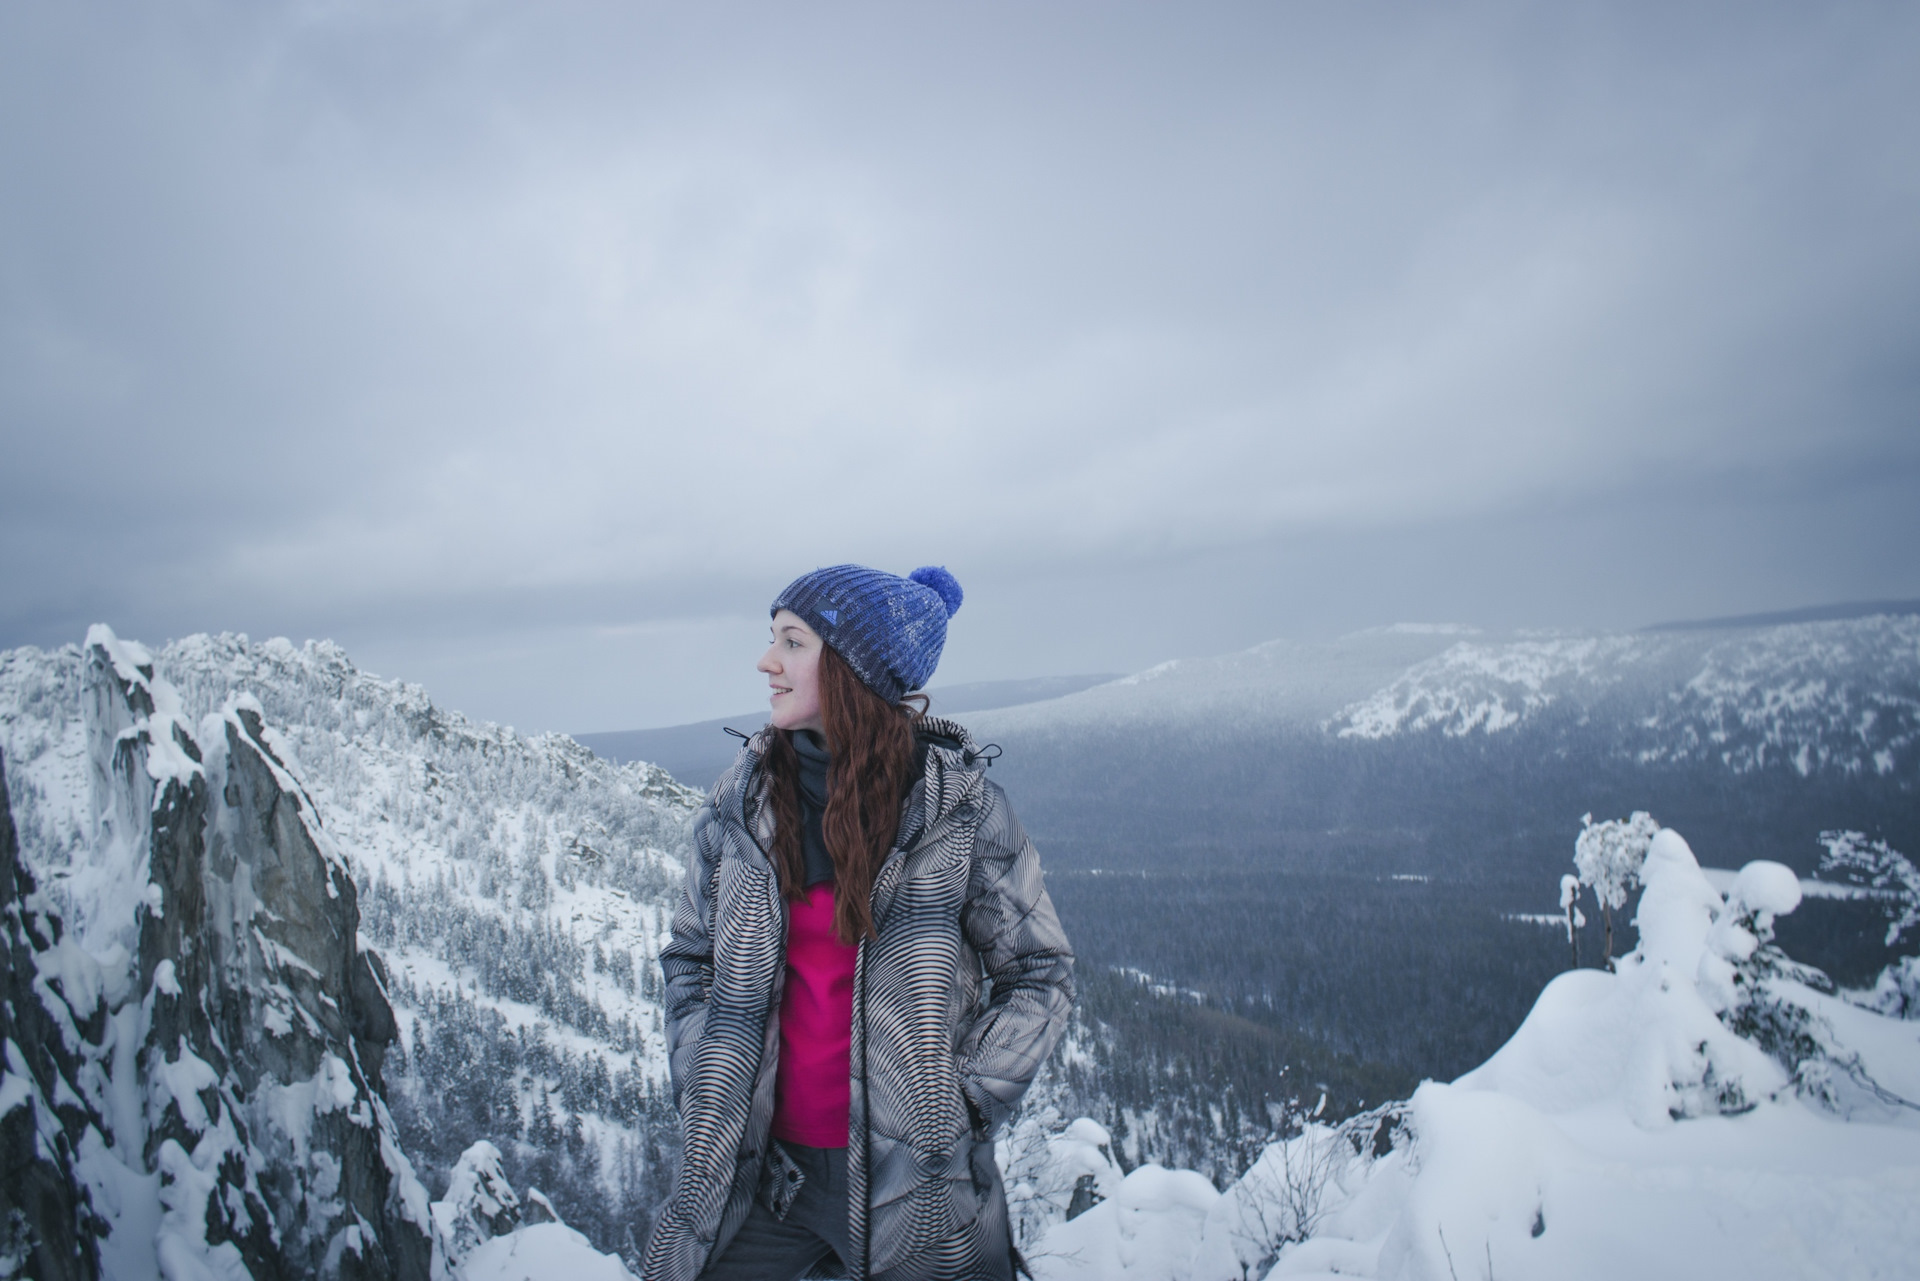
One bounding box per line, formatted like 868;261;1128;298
1026;826;1920;1280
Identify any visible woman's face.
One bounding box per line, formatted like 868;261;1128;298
758;609;826;736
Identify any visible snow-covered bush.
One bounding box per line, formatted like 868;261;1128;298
998;1113;1124;1252
1572;810;1659;966
1850;955;1920;1020
1483;829;1795;1123
1193;1120;1348;1279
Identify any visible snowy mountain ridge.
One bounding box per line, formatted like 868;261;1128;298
1330;633;1651;738
971;612;1920;782
1325;614;1920;775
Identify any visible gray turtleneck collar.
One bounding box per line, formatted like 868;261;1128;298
791;730;835;887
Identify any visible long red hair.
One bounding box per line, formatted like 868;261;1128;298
764;644;925;944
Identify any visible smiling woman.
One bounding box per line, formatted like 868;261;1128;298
760;611;826;734
643;564;1075;1281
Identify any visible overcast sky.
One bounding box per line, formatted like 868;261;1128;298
4;2;1917;734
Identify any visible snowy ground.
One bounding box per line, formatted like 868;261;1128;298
1029;829;1920;1281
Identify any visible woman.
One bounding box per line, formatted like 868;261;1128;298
641;565;1076;1281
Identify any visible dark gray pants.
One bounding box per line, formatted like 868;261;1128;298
697;1143;850;1281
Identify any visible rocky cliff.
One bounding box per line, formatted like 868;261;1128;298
2;626;701;1268
1;748;107;1281
0;630;434;1279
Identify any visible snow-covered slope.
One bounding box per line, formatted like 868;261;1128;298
1330;633;1663;738
1027;826;1920;1281
971;630;1463;735
1327;615;1920;775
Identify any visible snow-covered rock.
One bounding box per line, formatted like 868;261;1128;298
0;747;108;1281
102;627;438;1277
458;1223;636;1281
422;1153;639;1281
2;627;703;1258
434;1141;524;1271
998;1111;1125;1249
1029;1163;1219;1280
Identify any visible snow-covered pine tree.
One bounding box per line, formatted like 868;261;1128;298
1573;811;1659;968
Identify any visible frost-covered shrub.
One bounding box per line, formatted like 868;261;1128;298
1687;854;1920;1119
998;1112;1123;1251
1814;831;1920;1022
1196;1121;1349;1279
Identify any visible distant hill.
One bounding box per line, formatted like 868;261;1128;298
574;672;1121;788
1643;597;1920;631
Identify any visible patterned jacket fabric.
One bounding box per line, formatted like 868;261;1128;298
640;718;1076;1281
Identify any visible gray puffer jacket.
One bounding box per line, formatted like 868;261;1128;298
641;718;1075;1281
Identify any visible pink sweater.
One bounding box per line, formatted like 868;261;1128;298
771;883;859;1148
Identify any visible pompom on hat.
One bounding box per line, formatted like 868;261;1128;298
771;564;963;702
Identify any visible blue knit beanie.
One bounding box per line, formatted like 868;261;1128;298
771;564;964;702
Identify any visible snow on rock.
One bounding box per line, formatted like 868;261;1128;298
130;662;435;1279
0;628;448;1279
1031;824;1920;1280
3;627;703;1259
457;1222;636;1281
1029;1163;1219;1280
433;1140;524;1270
0;747;109;1281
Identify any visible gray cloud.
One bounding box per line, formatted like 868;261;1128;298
4;2;1918;732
